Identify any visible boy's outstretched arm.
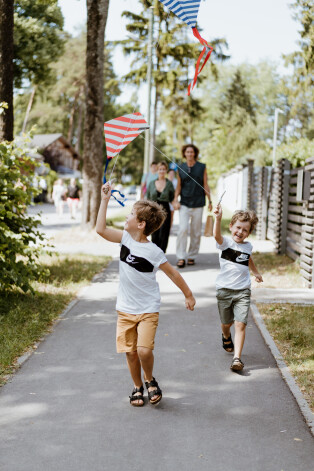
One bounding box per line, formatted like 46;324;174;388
96;183;123;243
159;262;195;311
213;204;223;245
249;257;263;283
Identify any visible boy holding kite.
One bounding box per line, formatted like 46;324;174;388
96;182;195;406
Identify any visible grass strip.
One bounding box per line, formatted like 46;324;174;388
252;252;302;288
257;303;314;411
0;253;111;385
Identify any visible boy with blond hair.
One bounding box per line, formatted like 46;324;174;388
213;205;263;371
96;182;195;406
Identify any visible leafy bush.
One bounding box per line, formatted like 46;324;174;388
0;138;49;293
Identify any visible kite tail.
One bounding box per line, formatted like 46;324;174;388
187;28;213;96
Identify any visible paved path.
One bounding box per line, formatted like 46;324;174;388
0;235;313;471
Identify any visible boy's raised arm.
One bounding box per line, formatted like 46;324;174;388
159;261;195;311
213;204;223;245
96;183;123;243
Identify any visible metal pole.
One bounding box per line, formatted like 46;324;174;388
272;108;284;167
144;6;154;175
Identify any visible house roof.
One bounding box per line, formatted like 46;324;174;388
32;134;81;159
32;134;63;149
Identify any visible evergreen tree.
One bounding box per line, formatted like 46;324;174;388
120;0;228;157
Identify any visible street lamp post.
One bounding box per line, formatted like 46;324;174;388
272;108;284;167
143;6;154;175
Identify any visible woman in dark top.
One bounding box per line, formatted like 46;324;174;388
173;144;212;268
146;161;175;253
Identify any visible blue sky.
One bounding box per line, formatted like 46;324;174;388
59;0;300;111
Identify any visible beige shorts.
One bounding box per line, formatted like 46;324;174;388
116;311;159;353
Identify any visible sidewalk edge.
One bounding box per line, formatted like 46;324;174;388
250;302;314;436
15;261;114;371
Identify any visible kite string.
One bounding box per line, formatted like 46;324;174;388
140;133;211;199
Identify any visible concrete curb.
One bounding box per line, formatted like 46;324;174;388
251;301;314;436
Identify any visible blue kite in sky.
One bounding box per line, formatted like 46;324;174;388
158;0;213;95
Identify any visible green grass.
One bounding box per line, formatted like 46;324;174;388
252;252;302;288
0;253;111;385
258;303;314;411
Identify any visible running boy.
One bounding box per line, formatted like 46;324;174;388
96;182;196;406
213;205;263;371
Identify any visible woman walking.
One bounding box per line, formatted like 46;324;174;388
173;144;212;268
146;161;175;253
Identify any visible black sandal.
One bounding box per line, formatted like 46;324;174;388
230;357;244;371
222;334;234;353
177;259;185;268
187;259;195;266
129;385;144;407
145;377;162;405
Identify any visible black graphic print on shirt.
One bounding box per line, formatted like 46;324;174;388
120;245;154;273
221;247;250;266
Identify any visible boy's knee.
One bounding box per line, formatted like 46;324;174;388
126;351;138;361
137;346;153;360
235;321;246;330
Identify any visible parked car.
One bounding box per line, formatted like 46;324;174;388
124;185;137;195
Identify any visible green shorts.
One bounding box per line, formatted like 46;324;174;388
216;288;251;325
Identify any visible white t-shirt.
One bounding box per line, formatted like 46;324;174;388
216;236;253;290
116;231;167;314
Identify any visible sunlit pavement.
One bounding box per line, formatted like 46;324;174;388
0;213;313;470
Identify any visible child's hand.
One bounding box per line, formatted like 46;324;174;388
254;274;263;283
101;182;111;200
213;204;222;220
185;294;196;311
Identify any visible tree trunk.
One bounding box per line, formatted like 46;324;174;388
0;0;14;141
82;0;109;227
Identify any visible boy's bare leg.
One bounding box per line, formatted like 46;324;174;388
126;351;143;405
234;321;246;358
221;322;233;352
137;347;160;401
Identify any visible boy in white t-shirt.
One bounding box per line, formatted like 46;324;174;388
213;205;263;371
96;182;195;407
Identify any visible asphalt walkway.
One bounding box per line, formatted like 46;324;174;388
0;232;313;471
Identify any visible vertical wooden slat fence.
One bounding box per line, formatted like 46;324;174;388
299;156;314;287
256;167;268;240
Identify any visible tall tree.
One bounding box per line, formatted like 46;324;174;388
121;0;228;158
284;0;314;138
0;0;14;141
82;0;110;228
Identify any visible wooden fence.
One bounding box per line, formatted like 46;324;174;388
217;156;314;288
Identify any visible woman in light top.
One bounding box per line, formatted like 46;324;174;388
146;161;175;253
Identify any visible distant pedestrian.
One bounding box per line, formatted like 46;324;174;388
52;179;66;216
213;205;263;371
146;161;174;253
141;161;158;199
66;178;80;219
96;182;195;407
173;144;212;268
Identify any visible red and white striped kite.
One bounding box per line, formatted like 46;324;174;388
104;112;149;159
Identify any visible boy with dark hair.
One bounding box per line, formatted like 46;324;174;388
213;206;263;371
96;183;195;406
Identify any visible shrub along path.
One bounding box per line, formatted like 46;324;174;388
0;235;313;471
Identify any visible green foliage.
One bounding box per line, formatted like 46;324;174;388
274;138;314;168
283;0;314;139
121;0;228;156
0;137;49;293
14;0;66;88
